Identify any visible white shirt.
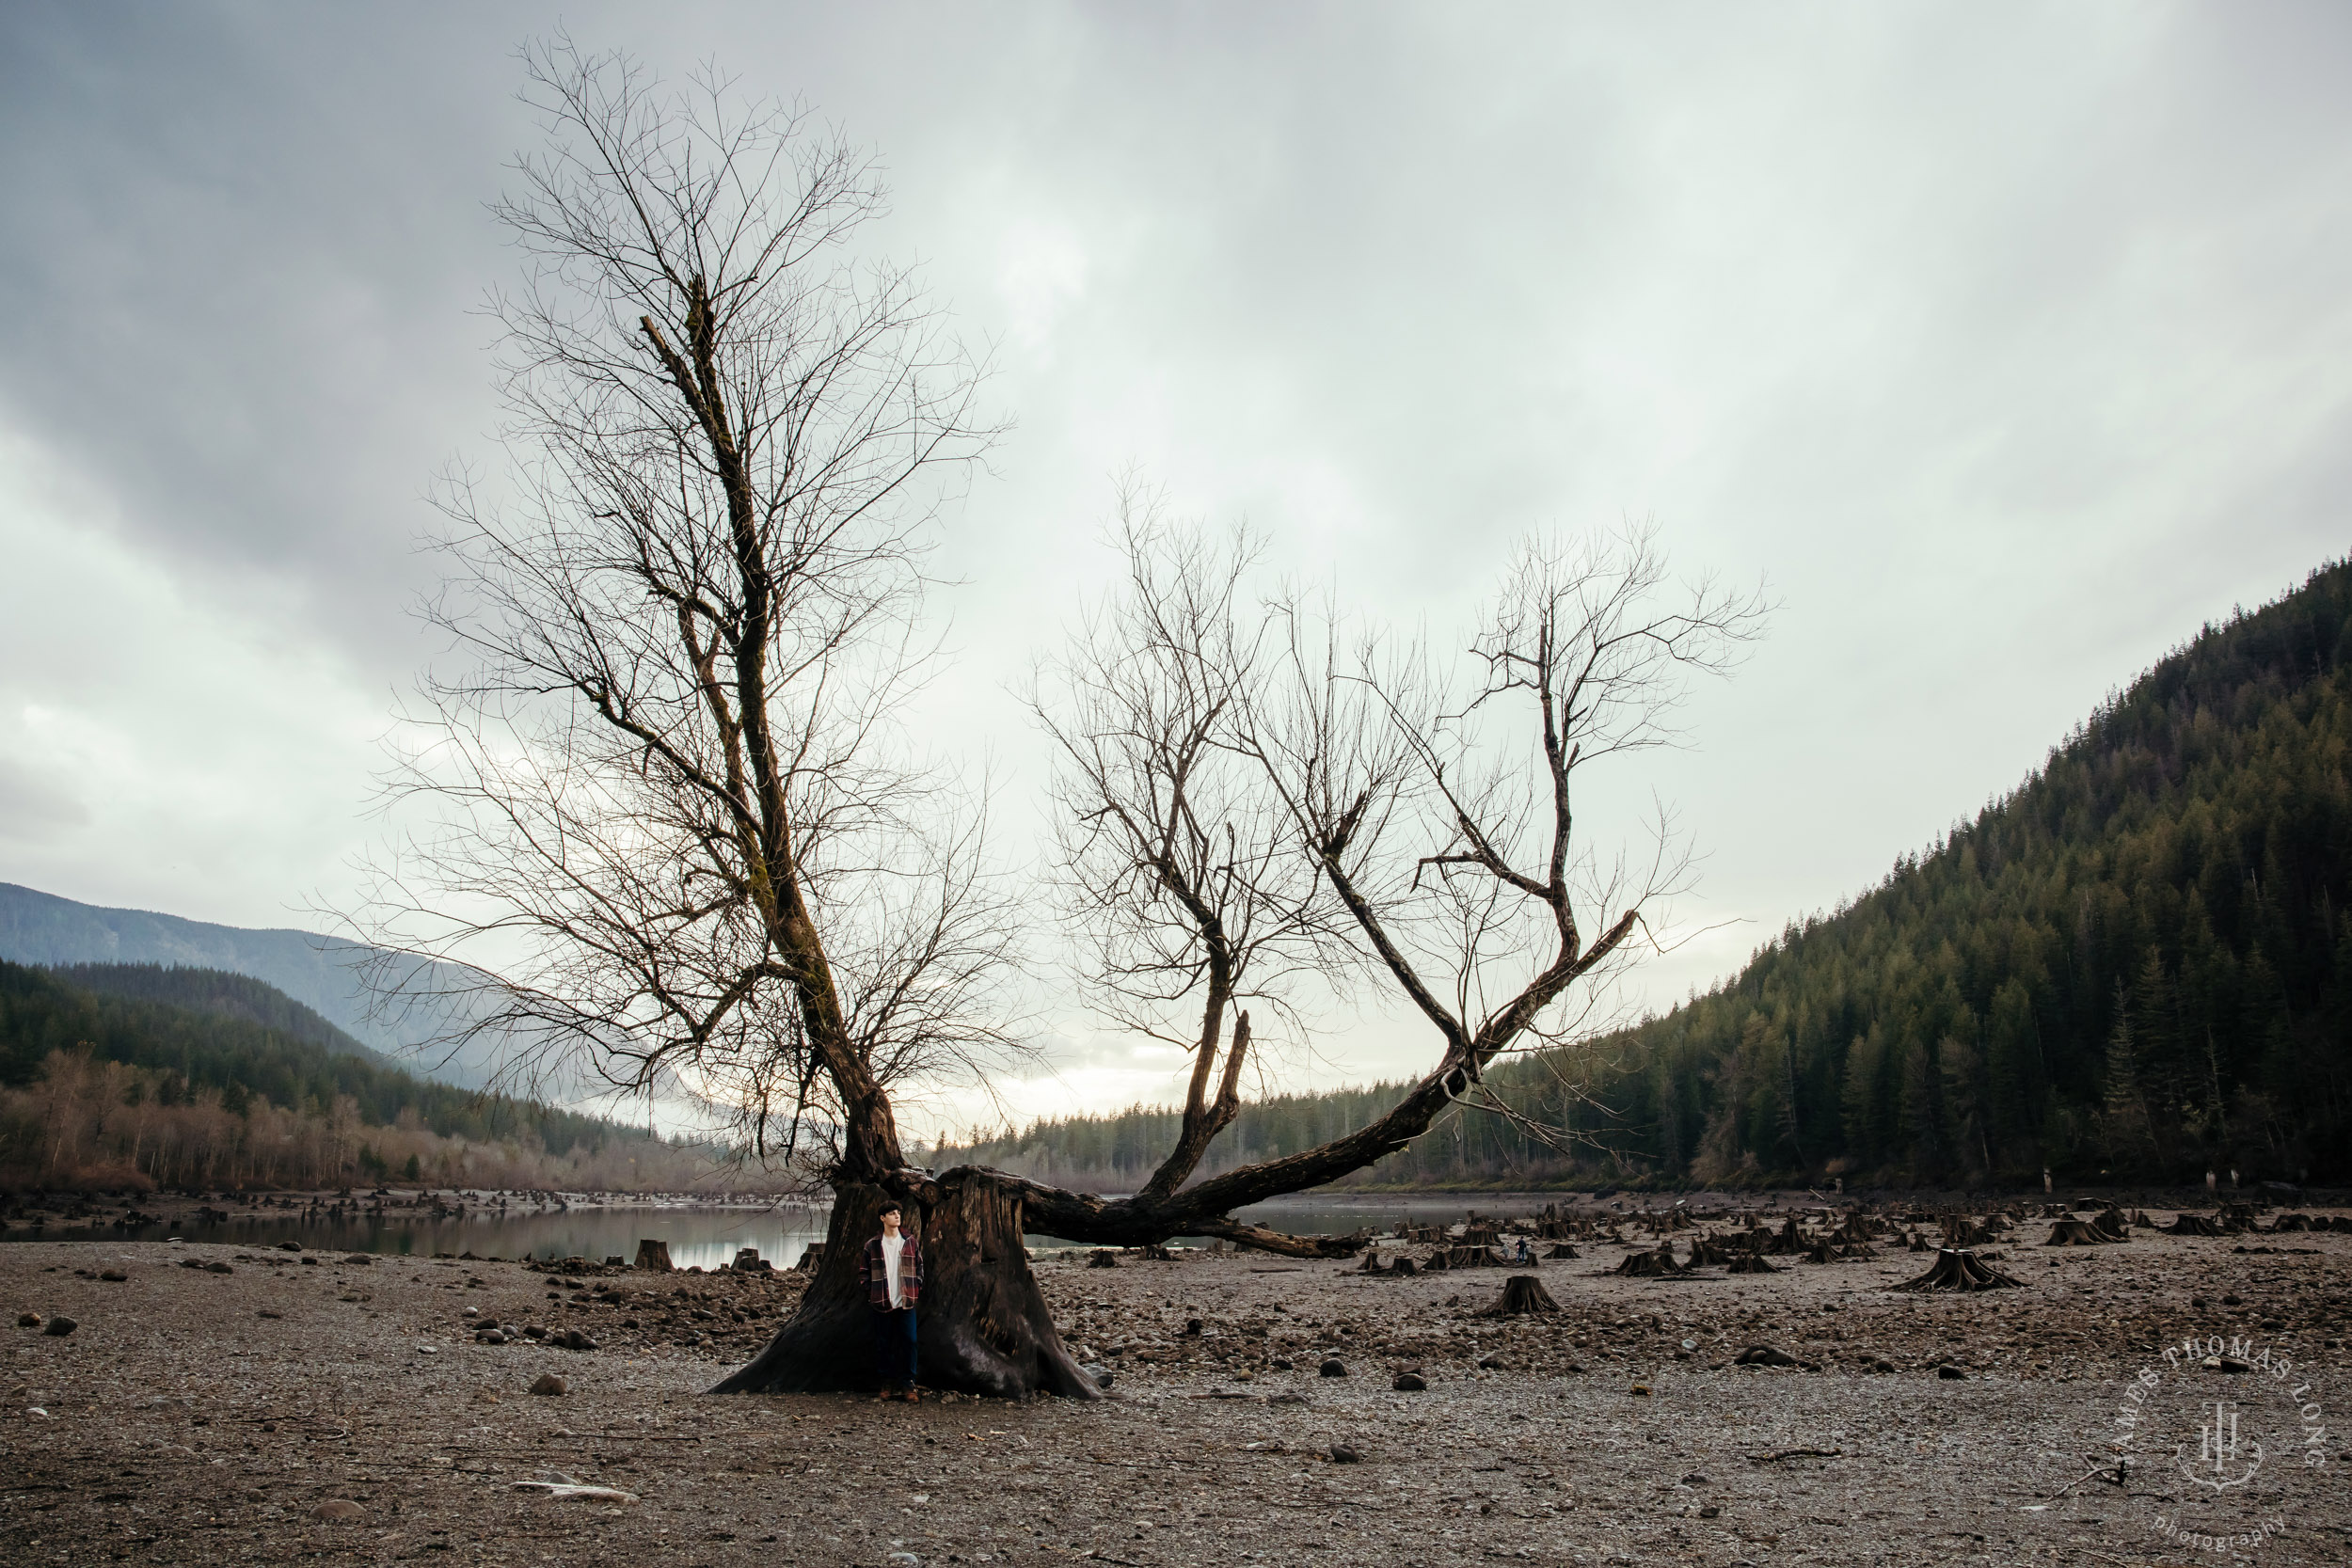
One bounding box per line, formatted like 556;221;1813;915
882;1233;907;1308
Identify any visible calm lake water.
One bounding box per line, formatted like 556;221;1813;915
6;1192;1556;1270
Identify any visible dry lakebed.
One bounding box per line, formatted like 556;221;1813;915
5;1205;2350;1566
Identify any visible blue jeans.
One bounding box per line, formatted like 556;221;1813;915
869;1307;917;1389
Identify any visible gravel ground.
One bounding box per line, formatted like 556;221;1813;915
5;1210;2349;1566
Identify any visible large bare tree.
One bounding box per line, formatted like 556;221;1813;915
356;44;1766;1401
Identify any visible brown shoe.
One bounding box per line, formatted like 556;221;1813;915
872;1389;894;1402
902;1388;921;1403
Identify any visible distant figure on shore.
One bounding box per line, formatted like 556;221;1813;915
2207;1168;2217;1194
2042;1168;2052;1195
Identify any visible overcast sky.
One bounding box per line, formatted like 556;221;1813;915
3;3;2348;1135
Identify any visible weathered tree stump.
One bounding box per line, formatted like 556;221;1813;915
1087;1248;1120;1269
1894;1247;2025;1291
1544;1243;1580;1259
1685;1237;1731;1267
2043;1219;2115;1246
2164;1212;2225;1236
1488;1274;1560;1316
1612;1244;1685;1278
2089;1209;2132;1242
1724;1252;1780;1274
634;1239;674;1272
793;1243;825;1273
711;1177;1099;1400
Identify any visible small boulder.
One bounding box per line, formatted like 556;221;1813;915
1391;1372;1427;1392
1629;1384;1652;1397
41;1316;76;1338
1733;1345;1804;1369
15;1312;39;1328
277;1241;303;1252
1328;1444;1361;1464
204;1261;233;1275
1936;1364;1967;1380
99;1270;127;1283
311;1499;367;1523
1318;1358;1348;1378
529;1373;568;1396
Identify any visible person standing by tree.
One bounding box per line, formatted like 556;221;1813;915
864;1202;922;1401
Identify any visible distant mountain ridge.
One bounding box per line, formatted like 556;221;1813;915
0;882;503;1092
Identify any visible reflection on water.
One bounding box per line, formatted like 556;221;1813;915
8;1191;1545;1268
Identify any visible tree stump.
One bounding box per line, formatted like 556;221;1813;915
711;1176;1100;1400
2164;1213;2225;1236
1544;1243;1580;1259
1387;1255;1419;1276
1489;1275;1561;1316
1612;1244;1684;1278
1724;1253;1780;1274
634;1239;674;1272
2043;1219;2114;1246
1894;1247;2025;1291
1088;1249;1120;1269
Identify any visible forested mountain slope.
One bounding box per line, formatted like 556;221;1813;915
0;961;637;1157
946;560;2352;1191
0;882;517;1092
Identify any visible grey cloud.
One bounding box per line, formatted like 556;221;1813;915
1;2;2347;1086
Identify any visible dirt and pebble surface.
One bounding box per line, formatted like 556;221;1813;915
5;1210;2350;1567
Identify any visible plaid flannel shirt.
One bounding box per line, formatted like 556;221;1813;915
862;1230;923;1308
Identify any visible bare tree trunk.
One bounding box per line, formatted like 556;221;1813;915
714;1176;1098;1400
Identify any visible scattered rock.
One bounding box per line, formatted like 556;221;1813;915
1392;1372;1427;1391
1937;1365;1967;1380
258;1310;282;1320
530;1373;569;1396
14;1312;38;1328
277;1241;303;1252
204;1261;233;1275
311;1499;368;1523
41;1316;76;1337
1080;1363;1114;1390
345;1255;374;1266
1328;1444;1361;1463
1734;1345;1804;1368
1629;1383;1652;1397
1318;1357;1348;1378
99;1269;127;1283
